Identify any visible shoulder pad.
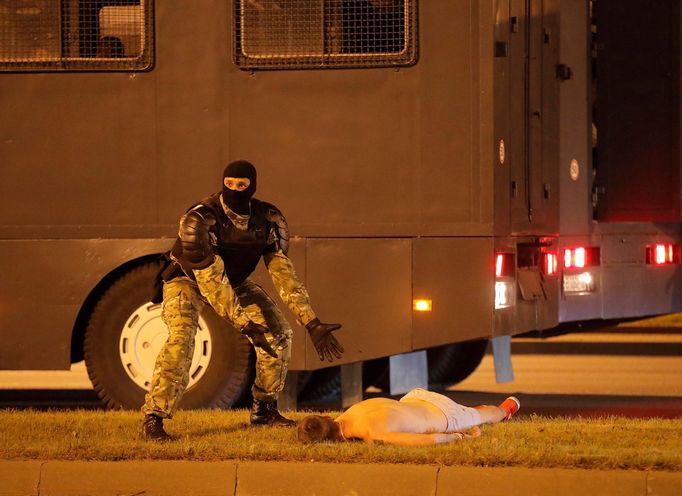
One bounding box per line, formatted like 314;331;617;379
262;202;290;255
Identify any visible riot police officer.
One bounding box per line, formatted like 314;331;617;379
141;160;344;441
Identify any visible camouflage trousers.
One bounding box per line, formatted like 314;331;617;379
142;277;292;418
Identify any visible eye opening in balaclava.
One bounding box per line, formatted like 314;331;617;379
222;160;257;215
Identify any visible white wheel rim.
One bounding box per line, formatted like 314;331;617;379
119;302;212;391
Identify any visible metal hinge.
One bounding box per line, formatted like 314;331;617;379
592;185;605;209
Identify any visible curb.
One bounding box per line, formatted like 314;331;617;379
1;460;680;496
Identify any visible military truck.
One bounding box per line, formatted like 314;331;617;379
1;0;680;409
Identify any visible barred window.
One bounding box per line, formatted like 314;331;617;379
234;0;417;69
0;0;153;71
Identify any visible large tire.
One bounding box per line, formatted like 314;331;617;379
84;262;254;410
362;339;489;392
297;366;341;403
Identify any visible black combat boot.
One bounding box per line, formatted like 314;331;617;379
250;398;296;426
142;414;172;441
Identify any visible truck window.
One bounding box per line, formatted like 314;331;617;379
0;0;153;71
234;0;416;69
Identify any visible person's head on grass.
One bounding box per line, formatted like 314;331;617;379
298;415;344;443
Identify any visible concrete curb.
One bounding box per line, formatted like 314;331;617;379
1;460;680;496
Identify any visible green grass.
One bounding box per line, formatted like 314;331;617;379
1;410;680;471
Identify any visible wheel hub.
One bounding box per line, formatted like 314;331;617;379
119;302;212;391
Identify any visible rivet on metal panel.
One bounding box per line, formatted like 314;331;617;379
569;159;580;181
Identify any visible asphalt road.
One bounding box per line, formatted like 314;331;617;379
1;326;681;417
443;326;682;418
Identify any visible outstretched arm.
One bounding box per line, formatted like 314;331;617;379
368;431;465;446
265;250;344;362
264;249;317;325
263;205;343;362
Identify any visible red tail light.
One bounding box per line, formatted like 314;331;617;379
543;253;558;275
495;253;515;278
563;247;600;268
647;244;680;265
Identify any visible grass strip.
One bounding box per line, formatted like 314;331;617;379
0;410;680;471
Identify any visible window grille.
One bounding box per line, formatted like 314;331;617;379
0;0;153;71
234;0;416;69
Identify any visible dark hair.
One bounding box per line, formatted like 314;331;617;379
297;415;341;443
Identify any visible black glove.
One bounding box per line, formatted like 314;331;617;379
241;321;278;359
305;318;344;362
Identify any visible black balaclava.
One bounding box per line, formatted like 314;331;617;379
222;160;257;215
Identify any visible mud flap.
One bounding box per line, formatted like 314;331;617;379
492;335;514;383
389;350;428;396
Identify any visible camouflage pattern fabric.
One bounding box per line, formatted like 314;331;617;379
220;194;249;231
264;249;317;326
234;279;292;401
142;277;204;418
142;271;295;417
193;256;251;329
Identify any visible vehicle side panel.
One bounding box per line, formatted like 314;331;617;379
0;239;170;369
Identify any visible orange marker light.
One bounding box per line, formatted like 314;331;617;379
413;299;433;312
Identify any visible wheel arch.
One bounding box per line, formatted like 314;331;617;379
70;253;164;364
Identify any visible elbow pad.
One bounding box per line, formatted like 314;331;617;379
179;206;216;269
264;205;290;255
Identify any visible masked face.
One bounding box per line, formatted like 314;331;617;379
222;160;257;214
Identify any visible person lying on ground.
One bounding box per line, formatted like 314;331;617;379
298;388;520;446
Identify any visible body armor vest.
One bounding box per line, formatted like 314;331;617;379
171;194;277;286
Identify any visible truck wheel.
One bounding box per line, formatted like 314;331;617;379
297;366;341;403
83;262;253;410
